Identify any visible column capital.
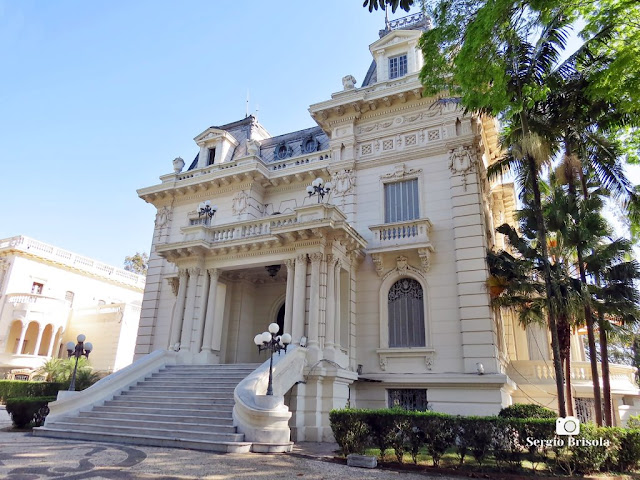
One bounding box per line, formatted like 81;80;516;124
326;254;339;269
284;258;295;270
178;268;188;279
187;267;201;276
207;267;220;279
309;252;323;265
296;253;308;264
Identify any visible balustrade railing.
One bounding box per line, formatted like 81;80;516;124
509;360;637;385
0;236;145;289
369;218;433;250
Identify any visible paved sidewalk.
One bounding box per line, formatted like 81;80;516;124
0;430;462;480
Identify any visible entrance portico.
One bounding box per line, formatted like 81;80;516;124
155;204;366;369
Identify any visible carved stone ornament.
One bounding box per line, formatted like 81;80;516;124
342;75;357;90
167;277;179;296
301;135;319;154
330;169;355;197
155;206;172;228
396;255;408;272
381;163;422;180
309;252;323;264
231;190;250;216
172;157;185;173
449;145;476;191
379;356;388;371
372;253;384;277
425;353;434;370
417;246;435;272
246;139;261;156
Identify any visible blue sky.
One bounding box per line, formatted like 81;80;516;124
0;0;394;266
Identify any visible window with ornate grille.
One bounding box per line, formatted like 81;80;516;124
388;389;428;410
384;178;419;223
388;278;425;347
389;54;408;79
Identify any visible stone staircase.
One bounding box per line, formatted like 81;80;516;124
34;364;260;453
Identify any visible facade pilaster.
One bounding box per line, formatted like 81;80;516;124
284;259;295;335
201;268;220;354
307;253;323;354
179;267;200;352
323;255;338;358
15;322;28;354
168;268;188;349
33;325;45;356
193;268;211;353
291;254;307;344
448;143;499;373
46;328;58;358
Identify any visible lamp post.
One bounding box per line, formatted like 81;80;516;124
306;178;333;203
253;323;291;396
198;200;218;223
66;334;93;391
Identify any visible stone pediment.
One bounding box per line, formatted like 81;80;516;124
369;30;421;54
193;127;239;148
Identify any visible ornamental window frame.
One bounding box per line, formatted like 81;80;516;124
388;53;408;79
378;165;424;226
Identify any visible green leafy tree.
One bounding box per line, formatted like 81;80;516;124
362;0;415;13
124;252;149;276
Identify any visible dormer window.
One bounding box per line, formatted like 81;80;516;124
207;148;216;166
389;54;408;79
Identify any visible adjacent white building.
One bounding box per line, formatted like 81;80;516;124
0;236;145;377
37;14;640;450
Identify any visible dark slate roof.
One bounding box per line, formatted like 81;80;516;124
361;60;377;88
258;126;329;164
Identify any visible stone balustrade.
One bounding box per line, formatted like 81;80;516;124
0;236;145;289
368;218;433;252
508;360;637;386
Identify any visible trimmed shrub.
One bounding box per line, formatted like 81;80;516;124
498;403;556;419
329;409;369;455
5;396;55;428
415;412;456;467
628;414;640;429
0;380;63;403
619;429;640;471
362;409;396;460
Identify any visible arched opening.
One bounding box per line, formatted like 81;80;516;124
39;324;54;356
388;278;425;348
22;322;40;355
6;320;23;353
276;304;285;335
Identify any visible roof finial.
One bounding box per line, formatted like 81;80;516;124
245;90;249;118
385;6;390;31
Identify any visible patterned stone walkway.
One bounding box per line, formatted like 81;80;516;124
0;431;461;480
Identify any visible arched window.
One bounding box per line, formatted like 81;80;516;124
388;278;425;348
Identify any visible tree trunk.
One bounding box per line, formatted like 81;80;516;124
526;153;567;417
599;318;613;426
565;352;574;417
576;248;603;426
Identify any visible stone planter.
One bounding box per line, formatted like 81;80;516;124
347;454;377;469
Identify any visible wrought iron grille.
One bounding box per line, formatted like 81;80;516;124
388;389;428;411
575;398;596;424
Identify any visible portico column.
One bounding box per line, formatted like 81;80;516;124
201;268;219;353
168;269;188;349
291;254;307;344
179;267;200;352
334;261;342;348
33;325;45;356
284;259;295;335
193;269;211;353
46;328;58;357
324;256;337;353
15;322;28;354
307;253;323;350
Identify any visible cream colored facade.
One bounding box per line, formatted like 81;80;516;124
134;14;639;440
0;236;145;376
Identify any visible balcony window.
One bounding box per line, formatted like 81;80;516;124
384;178;419;223
389;54;408;79
31;282;43;294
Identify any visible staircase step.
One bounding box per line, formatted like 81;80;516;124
107;396;234;406
78;410;234;425
92;405;234;417
126;386;236;394
44;421;243;442
58;416;238;433
33;428;252;453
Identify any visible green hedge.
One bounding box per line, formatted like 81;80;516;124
329;408;640;474
498;403;556;419
0;380;63;403
5;396;55;428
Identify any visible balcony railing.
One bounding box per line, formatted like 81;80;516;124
508;360;637;386
368;218;433;253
